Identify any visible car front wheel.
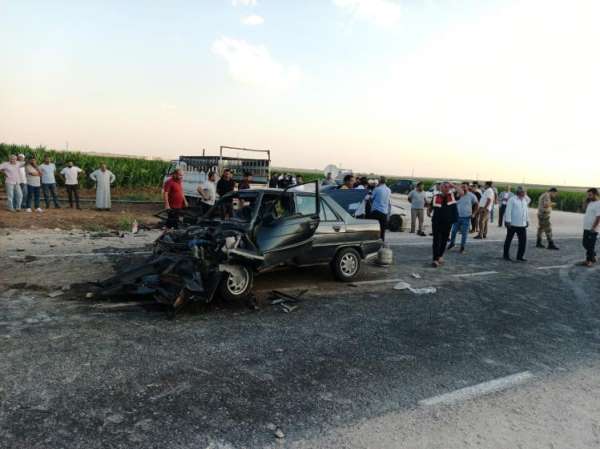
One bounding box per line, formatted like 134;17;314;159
219;265;254;301
331;247;361;282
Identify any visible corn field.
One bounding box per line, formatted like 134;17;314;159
0;143;170;189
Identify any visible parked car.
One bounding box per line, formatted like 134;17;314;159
390;179;416;194
100;183;383;310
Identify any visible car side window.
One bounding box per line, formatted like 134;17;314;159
319;200;338;221
295;194;318;217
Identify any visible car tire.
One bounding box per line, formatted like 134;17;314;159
331;247;361;282
219;265;254;301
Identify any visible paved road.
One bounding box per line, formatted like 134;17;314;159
1;223;599;448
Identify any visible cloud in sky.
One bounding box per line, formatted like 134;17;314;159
333;0;402;27
241;14;264;26
211;37;301;89
232;0;257;6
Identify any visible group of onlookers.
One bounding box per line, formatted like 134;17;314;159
0;154;116;212
406;180;599;268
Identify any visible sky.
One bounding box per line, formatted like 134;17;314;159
1;0;599;186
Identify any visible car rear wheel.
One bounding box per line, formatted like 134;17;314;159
331;248;361;282
219;265;254;301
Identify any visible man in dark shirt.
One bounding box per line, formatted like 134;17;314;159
217;169;236;197
238;172;252;190
428;182;458;267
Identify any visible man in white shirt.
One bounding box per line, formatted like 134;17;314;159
0;154;23;211
197;171;217;213
17;153;27;209
60;161;84;209
503;186;529;262
582;188;600;267
39;155;61;208
475;181;495;239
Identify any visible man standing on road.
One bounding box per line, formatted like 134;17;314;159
428;182;458;267
340;174;355;190
322;172;336;186
448;183;478;253
407;182;427;236
24;156;43;213
163;168;188;228
197;170;217;213
503;186;529;262
60;161;83;209
39;156;61;209
582;188;600;267
217;169;236;197
238;171;252;190
369;176;391;241
537;187;560;250
0;154;23;212
17;153;27;209
474;181;495;239
89;163;116;210
498;185;513;227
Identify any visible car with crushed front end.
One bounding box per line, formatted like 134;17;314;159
99;182;383;313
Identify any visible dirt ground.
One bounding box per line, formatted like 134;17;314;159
0;204;161;230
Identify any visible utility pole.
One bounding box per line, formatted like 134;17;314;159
65;141;69;151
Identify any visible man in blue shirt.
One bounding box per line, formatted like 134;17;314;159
448;183;478;253
369;177;391;241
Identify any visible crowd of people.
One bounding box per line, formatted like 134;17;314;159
0;154;117;212
407;181;600;268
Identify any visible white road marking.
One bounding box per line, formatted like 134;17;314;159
536;264;571;270
9;251;152;259
419;371;535;407
452;271;498;278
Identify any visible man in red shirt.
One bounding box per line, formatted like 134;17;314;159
163;169;188;228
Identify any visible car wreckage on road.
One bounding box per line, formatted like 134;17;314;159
99;182;383;312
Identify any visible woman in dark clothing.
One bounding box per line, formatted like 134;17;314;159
428;182;458;267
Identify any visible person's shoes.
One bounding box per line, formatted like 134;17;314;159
474;235;483;240
431;260;440;268
55;204;61;209
35;208;43;213
447;243;455;251
460;246;465;254
7;208;15;212
503;255;512;261
76;206;82;210
517;257;527;262
418;231;427;236
536;239;545;248
410;231;415;234
25;208;32;213
547;242;559;250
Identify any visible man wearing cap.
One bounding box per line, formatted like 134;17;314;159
503;186;530;262
537;187;559;250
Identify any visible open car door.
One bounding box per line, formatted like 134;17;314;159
254;181;320;268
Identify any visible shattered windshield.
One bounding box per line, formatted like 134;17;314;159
205;192;260;222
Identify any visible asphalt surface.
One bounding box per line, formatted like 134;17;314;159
2;228;599;448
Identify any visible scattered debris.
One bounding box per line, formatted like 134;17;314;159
393;281;411;290
408;287;437;295
85;292;94;299
268;290;307;313
411;273;422;279
47;291;64;298
131;219;139;234
274;429;285;439
376;247;393;266
61;284;71;291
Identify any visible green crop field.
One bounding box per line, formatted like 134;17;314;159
0;143;170;189
2;143;590;212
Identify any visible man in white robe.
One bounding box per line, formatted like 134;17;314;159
89;163;116;210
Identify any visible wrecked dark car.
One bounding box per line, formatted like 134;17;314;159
99;182;382;311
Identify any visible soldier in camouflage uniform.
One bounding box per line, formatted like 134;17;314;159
537;187;559;250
